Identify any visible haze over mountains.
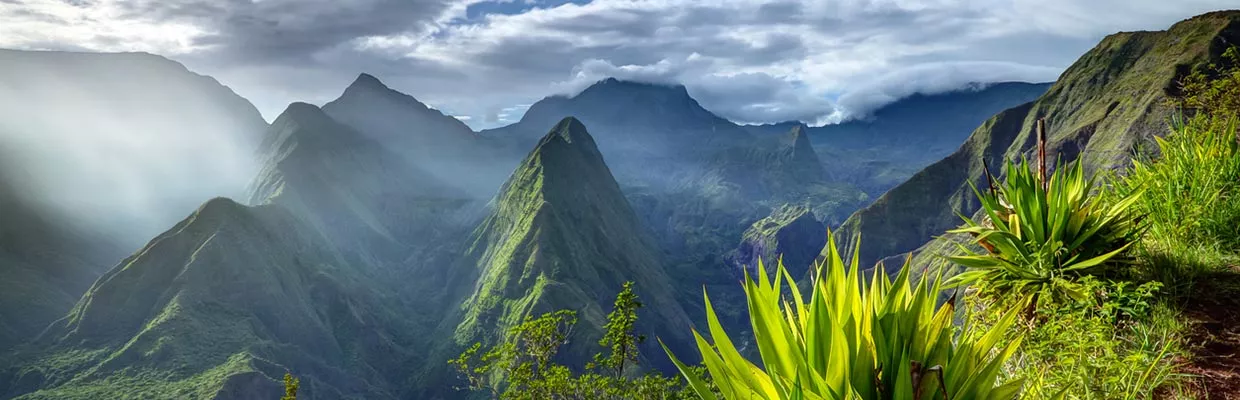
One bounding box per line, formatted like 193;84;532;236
8;9;1238;397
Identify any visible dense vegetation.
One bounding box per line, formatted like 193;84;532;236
954;45;1240;399
449;282;697;399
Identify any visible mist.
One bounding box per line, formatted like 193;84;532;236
0;50;268;249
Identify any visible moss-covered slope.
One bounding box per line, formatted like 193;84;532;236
835;11;1240;269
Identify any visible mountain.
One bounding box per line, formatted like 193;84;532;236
727;204;827;279
833;10;1240;270
1;198;422;400
0;49;268;247
816;82;1055;153
438;118;695;387
0;103;480;400
744;83;1050;196
0;167;117;354
249;103;473;264
784;83;1051;196
321;74;510;198
0;49;266;361
484;78;755;189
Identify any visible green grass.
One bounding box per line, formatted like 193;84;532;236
1117;114;1240;252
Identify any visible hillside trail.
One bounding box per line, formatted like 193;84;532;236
1179;265;1240;399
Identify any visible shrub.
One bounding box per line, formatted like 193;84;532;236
663;235;1025;400
947;149;1145;303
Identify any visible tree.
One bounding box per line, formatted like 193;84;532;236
281;373;299;400
449;283;700;399
592;281;644;378
448;310;579;399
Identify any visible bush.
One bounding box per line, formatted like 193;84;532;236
663;235;1025;400
947;153;1145;303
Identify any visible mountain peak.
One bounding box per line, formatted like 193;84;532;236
455;117;693;370
345;73;393;94
523;117;609;183
543;116;592;146
577;77;690;99
271;102;333;128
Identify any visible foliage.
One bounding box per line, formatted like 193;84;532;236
282;373;299;400
1123;102;1240;252
1176;46;1240;118
664;235;1025;400
967;279;1187;400
591;281;645;378
450;283;697;399
946;154;1145;303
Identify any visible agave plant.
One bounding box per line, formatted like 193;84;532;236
947;151;1145;302
662;235;1025;400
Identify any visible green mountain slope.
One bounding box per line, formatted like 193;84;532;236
835;11;1240;270
0;103;479;400
448;117;695;376
1;198;424;400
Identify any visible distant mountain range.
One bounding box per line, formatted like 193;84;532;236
3;18;1179;397
744;82;1053;195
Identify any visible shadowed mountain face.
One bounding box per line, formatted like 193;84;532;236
833;11;1240;271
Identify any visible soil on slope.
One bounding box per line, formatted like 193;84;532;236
1178;267;1240;399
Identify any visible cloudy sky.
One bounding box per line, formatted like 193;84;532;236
0;0;1235;129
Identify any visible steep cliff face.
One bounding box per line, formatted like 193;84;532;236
834;11;1240;270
